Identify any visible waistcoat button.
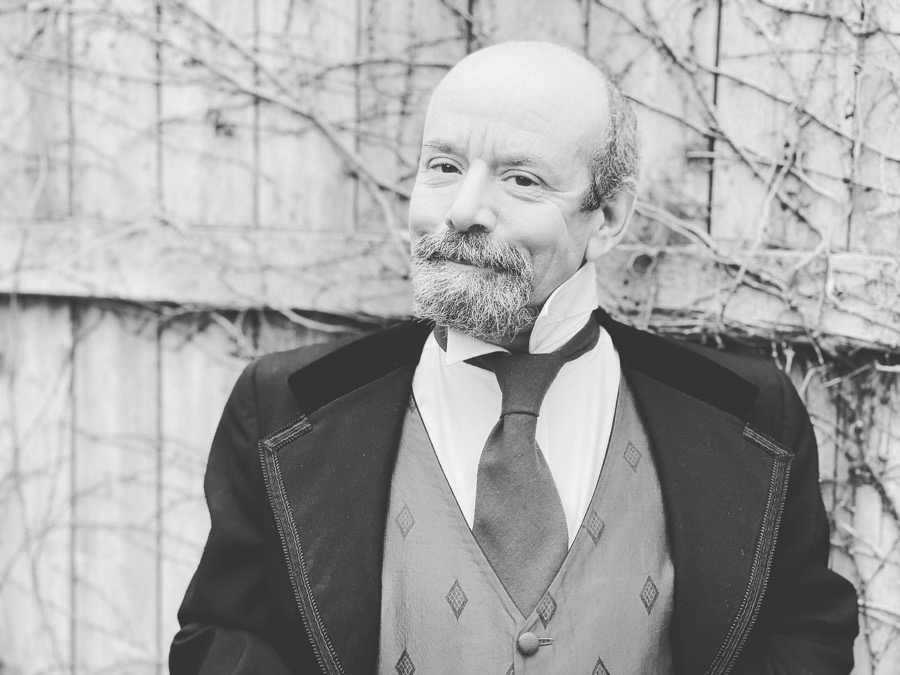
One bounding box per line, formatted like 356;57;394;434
517;631;540;656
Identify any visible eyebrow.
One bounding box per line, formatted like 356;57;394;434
422;141;456;153
501;154;544;169
421;140;546;170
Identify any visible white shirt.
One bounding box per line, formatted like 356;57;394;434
412;262;621;546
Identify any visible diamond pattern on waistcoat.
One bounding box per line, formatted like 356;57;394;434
395;504;415;539
395;649;415;675
592;656;611;675
505;665;514;675
536;592;557;628
640;575;659;614
624;441;642;471
446;579;468;620
584;509;606;545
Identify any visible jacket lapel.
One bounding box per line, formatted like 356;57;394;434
601;312;793;675
260;321;431;675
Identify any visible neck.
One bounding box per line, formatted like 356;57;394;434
488;327;533;353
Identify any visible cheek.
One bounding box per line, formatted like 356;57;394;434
408;184;450;237
516;208;590;296
506;206;572;260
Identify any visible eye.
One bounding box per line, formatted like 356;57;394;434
428;161;461;174
508;173;540;188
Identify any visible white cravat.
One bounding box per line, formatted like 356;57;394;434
412;262;621;546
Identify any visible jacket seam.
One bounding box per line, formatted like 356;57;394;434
258;419;345;675
704;425;793;675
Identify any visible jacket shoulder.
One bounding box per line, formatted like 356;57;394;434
238;334;362;436
675;339;784;395
253;334;359;381
673;338;800;445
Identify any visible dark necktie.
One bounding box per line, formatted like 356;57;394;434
438;319;600;615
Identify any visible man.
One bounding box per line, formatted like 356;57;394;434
171;42;858;674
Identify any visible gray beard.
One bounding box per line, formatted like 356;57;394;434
411;230;537;343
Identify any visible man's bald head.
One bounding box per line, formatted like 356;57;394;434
432;41;607;110
426;41;639;211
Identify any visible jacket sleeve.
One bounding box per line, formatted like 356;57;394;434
169;360;295;675
731;370;859;674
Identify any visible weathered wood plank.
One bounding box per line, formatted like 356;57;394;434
0;9;40;219
4;222;900;351
590;0;720;244
711;0;856;251
69;0;159;222
0;297;74;673
848;7;900;253
0;7;73;220
71;304;161;673
847;367;900;673
0;221;413;317
256;0;360;233
596;243;900;351
159;0;258;228
481;0;588;49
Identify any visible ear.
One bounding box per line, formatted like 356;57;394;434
584;190;636;261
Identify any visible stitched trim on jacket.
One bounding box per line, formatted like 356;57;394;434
261;416;312;452
259;426;344;675
704;425;793;675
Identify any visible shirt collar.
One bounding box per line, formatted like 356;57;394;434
442;262;599;366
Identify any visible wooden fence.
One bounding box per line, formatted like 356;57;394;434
1;296;349;673
1;0;899;672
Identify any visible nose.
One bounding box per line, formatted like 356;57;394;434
445;163;497;233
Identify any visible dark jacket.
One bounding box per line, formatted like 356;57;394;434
170;310;858;674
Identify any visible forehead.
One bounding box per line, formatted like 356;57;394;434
421;48;608;165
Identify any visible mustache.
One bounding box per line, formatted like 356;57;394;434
412;230;532;274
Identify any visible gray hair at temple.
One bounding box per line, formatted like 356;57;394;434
580;75;639;212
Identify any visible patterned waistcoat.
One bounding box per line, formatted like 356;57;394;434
378;376;674;674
